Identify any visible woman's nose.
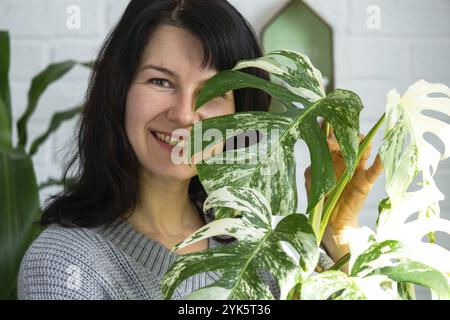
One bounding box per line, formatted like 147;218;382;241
166;91;199;127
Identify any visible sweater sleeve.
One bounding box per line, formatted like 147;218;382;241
18;225;108;300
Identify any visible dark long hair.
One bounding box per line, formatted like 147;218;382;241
41;0;271;228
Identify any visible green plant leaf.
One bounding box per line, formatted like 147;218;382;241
0;31;11;110
81;61;95;69
301;270;366;300
397;282;416;300
16;60;79;148
29;105;82;156
346;234;450;299
232;50;326;102
351;240;405;277
189;50;362;217
0;96;11;151
38;176;76;190
195;49;326;112
0;30;12;150
162;186;319;300
0;148;41;298
373;261;450;299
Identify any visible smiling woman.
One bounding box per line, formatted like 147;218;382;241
125;24;236;186
17;0;274;300
124;24;239;255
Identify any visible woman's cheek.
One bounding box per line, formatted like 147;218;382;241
126;87;165;123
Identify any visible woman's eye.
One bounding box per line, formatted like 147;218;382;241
149;78;171;88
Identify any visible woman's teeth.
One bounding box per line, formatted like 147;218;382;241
154;131;181;147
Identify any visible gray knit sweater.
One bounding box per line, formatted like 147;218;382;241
18;217;334;300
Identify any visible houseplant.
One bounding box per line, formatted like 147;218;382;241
161;50;450;299
0;30;91;299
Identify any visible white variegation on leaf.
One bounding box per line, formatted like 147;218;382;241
304;236;450;299
302;233;401;300
190;50;363;218
352;275;399;300
380;79;450;205
337;213;450;299
340;81;450;299
302;80;450;300
301;270;366;300
162;186;319;300
377;80;450;280
232;50;326;103
173;187;272;251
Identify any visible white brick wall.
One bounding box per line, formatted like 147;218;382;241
1;0;449;298
301;0;450;229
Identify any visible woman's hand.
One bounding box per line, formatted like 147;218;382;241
304;127;384;267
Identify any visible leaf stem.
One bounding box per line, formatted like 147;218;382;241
309;121;330;243
318;113;386;242
330;253;350;271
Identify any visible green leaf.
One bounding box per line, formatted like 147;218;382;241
330;253;350;271
0;31;11;120
232;50;326;103
162;186;319;300
16;60;78;148
188;111;301;218
351;240;405;277
195;49;327;112
29;105;82;156
81;61;95;69
0;148;41;298
374;261;450;299
38;176;76;190
301;270;366;300
397;282;416;300
0;30;12;150
348;238;450;299
0;96;11;150
189;51;362;217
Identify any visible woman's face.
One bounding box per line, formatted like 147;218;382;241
125;24;235;182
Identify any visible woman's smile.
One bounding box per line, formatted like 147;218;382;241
150;130;176;151
149;130;187;160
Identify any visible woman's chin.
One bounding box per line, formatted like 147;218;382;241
146;163;197;181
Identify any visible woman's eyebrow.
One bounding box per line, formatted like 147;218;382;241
140;64;178;78
140;64;219;86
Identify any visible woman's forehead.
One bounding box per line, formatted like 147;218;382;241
139;24;217;76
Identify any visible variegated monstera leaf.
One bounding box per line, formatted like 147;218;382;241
379;80;450;229
186;50;363;217
302;235;450;299
161;186;319;300
302;80;450;300
376;80;450;298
